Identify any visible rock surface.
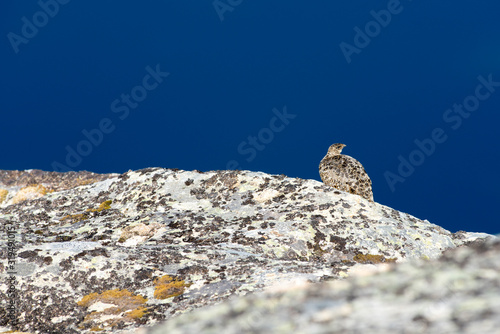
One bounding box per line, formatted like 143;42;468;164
148;237;500;334
0;168;495;333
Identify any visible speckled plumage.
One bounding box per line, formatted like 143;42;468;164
319;143;373;201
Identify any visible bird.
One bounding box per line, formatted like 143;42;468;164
319;143;373;201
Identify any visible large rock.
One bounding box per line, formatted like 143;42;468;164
148;237;500;334
0;168;494;333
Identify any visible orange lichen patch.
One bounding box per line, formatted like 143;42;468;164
77;292;100;307
77;289;146;308
61;200;112;223
154;275;190;299
60;213;88;223
11;184;52;204
0;188;8;204
88;200;112;212
77;289;148;329
353;253;397;264
125;306;148;319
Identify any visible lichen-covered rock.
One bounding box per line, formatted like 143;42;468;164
148;237;500;334
0;168;493;333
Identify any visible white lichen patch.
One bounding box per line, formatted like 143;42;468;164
253;189;281;203
50;315;72;324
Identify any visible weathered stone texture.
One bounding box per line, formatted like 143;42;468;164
0;168;494;333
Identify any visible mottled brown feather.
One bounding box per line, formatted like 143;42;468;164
319;143;373;201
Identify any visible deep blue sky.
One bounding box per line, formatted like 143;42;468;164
1;1;499;234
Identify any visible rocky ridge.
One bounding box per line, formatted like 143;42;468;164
0;168;495;333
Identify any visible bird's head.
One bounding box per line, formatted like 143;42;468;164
327;143;346;156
